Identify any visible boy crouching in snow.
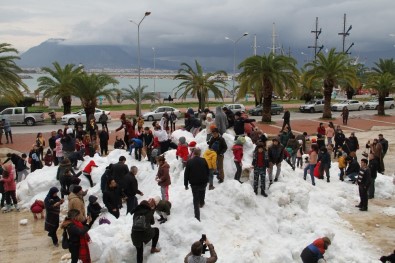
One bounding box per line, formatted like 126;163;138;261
152;196;171;224
252;144;268;197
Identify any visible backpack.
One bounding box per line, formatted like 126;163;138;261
61;226;71;249
132;215;149;232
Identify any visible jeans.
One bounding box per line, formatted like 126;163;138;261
234;161;242;181
347;172;358;181
268;162;281;181
253;167;266;193
368;177;376;198
161;186;169;201
303;164;316;185
319;163;330;180
191;185;206;221
129;147;142;161
208;169;214;186
291;153;297;167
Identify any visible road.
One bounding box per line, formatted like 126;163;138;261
9;108;395;134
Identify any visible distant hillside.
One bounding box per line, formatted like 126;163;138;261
18;39;178;70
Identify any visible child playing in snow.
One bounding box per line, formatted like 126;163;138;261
82;160;98;187
252;144;268;197
0;165;19;212
30;199;45;220
296;140;304;169
232;136;244;182
152;196;172;224
16;153;29;182
155;156;171;201
203;145;217;190
87;195;102;227
176;136;189;167
338;152;347;181
44;149;53;166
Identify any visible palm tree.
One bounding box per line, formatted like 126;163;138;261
304;48;358;119
72;73;119;120
37;62;83;114
237;53;299;122
0;43;28;104
366;72;395;116
371;58;395;97
173;60;227;110
121;85;159;116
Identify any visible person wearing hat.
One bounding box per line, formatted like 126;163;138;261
176;137;189;167
44;187;64;246
232;136;244;182
356;158;371;211
208;128;228;183
300;236;331;263
151;196;172;224
68;185;87;222
188;141;197;160
345;156;360;183
61;209;92;263
268;137;284;184
87;195;102;226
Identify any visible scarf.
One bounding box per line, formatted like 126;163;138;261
72;219;91;263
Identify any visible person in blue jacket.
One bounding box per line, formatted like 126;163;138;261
129;138;143;161
301;236;331;263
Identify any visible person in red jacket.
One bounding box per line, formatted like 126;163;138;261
232;137;244;182
30;199;45;219
300;236;331;263
0;164;18;212
317;123;326;138
155;156;171;201
82;160;98;187
176;136;189;167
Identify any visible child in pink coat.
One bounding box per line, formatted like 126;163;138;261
0;164;18;212
232;137;244;182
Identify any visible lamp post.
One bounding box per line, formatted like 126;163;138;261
152;47;156;106
225;32;248;103
130;11;151;115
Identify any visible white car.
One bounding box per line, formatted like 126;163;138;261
142;106;181;121
331;100;364;111
61;108;111;125
223;104;246;113
364;97;395;110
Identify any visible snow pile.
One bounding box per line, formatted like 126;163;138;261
15;130;394;263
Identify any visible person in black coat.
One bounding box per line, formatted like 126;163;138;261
208;128;228;183
223;107;235;128
184;148;210;221
281;109;291;131
334;128;346;158
87;195;102;227
317;146;331;182
111;156;129;188
368;154;379;199
44;187;64;246
233;112;255;138
131;200;160;263
100;164;113;193
98;129;109;156
48;131;58;166
103;179;121;218
356;158;371;211
123;166;144;215
268;138;284;183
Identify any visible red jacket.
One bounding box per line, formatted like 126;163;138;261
176;144;189;161
83;160;97;174
1;168;16;192
30;200;45;213
232;144;243;162
157;162;171;187
153;137;160;148
317;126;326;136
312;238;327;254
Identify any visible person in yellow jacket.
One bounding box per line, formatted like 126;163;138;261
203;146;217;190
338;152;347;181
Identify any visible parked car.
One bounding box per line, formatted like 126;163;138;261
223;104;246;113
364;97;395;110
142;106;181;121
331;100;364;111
248;104;284;116
299;99;325;113
0;107;45;126
61;108;111;125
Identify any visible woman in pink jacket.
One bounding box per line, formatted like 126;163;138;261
0;164;18;212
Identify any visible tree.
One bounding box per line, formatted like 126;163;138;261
0;43;28;105
304;48;358;119
237;53;299;122
72;73;119;120
37;62;83;114
366;72;395;116
121;85;159;116
173;60;227;110
371;58;395;97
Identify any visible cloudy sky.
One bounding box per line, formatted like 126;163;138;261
1;0;394;69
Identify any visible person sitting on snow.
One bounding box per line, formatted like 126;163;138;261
300;236;331;263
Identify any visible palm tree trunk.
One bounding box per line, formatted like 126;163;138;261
261;79;273;122
377;95;385;116
62;96;72;115
322;80;333;119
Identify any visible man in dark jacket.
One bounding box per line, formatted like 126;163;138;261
295;132;307;152
368;153;379;199
111;156;129;188
378;134;388;157
208;128;228;183
356;158;371;211
268;137;284;183
103;179;121;218
124;166;144;215
48;131;59;166
317;146;331;182
61;128;76;159
98;128;109;156
131;200;160;263
345;156;360;182
100;164;113;193
348;132;359;153
334;128;346;158
233;112;255;139
281;109;291;131
184;148;210;221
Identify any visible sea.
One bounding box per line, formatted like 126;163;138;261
22;74;234;99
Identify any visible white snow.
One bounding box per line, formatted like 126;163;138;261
12;130;395;263
19;219;28;225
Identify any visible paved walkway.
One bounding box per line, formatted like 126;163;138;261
1;113;395;155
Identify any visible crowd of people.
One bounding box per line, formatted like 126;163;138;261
0;105;392;263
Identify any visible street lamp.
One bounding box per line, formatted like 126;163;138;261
225;32;248;102
130;11;151;115
152;47;156;105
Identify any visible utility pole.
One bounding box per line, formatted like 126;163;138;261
308;17;324;60
271;23;278;54
253;34;258;56
338;13;354;54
